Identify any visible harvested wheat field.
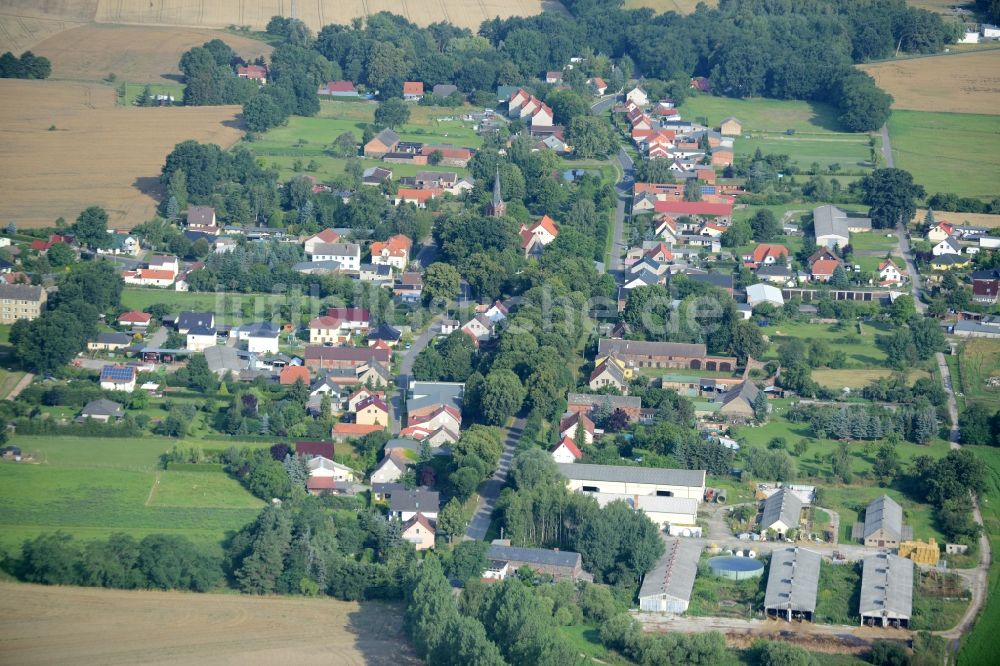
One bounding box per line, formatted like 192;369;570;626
0;581;417;666
914;209;1000;229
90;0;563;31
33;23;272;84
860;50;1000;115
0;79;243;229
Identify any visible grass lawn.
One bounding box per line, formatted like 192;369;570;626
953;339;1000;410
848;231;898;252
556;624;626;663
820;481;948;545
811;367;929;390
118;82;185;107
814;560;861;624
959;446;1000;664
888;110;1000;200
760;319;891;367
735;135;873;173
0;436;263;556
678;94;851;134
121;288;324;325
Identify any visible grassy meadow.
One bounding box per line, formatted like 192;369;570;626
888;110;1000;200
959;446;1000;664
0;436;264;556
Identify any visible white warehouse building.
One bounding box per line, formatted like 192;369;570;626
557;463;706;501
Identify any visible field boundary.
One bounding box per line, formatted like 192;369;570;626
144;471;162;507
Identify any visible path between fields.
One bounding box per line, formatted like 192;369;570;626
879;123;894;168
4;372;33;401
144;472;161;506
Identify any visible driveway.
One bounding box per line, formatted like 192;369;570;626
391;314;443;434
465;417;524;540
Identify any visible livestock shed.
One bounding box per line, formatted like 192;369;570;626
763;547;821;621
557;463;706;501
638;537;702;613
859;553;913;628
486;542;591;583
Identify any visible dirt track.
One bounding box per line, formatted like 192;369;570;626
0;581;418;666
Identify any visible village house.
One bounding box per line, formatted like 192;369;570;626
332;422;384;440
931;236;961;256
99;365;137;393
925;221;955;242
390;489;440;521
87;332;133;352
566;392;642;423
304;345;391;371
393;272;423;303
811;258;840;283
175;311;214;335
930;254;971;271
718;116;742;136
0;283;47;323
369;234;412;270
311;242;360;270
401;513;436;550
402;81;424;101
118;311;151;328
317;80;358;97
354;395;389;427
278;365;311;386
858;495;911;549
559;411;595;445
625;86;648;106
307;456;357;483
718;381;762;422
653;200;733;224
308;307;371;344
303;228;341;255
364;128;401;158
588;358;628;393
186;326;217;352
879;258;904;285
394;188;442;208
237;64;267;84
420;144;473;167
362;166;392;186
78;398;125;423
519;215;559;257
744;243;789;268
186;206;218;234
550;436;583;464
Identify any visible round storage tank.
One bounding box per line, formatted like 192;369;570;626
708;556;765;581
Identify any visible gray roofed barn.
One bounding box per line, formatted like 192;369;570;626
566;392;641;410
861;495;909;548
813;205;871;248
374;128;400;147
487;542;590;582
719;381;761;421
859;553;913;627
556;462;706;488
760;488;802;535
764;547;821;621
638;537;702;613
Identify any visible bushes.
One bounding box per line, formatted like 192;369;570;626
9;531;221;592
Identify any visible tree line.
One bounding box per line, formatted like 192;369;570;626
0;50;51;79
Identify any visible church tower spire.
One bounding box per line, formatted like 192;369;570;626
488;167;506;218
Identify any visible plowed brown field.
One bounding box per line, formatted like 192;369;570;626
32;23;272;83
0;581;417;665
0;79;243;229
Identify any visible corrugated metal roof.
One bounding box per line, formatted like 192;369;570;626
860;553;913;619
488;544;582;569
863;495;903;541
764;547;821;614
761;488;803;531
557;462;705;488
638;537;702;604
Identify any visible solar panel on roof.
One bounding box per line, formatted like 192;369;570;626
101;366;135;381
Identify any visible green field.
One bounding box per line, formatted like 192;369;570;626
678;95;850;134
761;320;891;367
959;446;1000;664
735;135;873;173
0;437;263;555
888;110;1000;199
118;82;185;107
952;339;1000;410
121;288;325;325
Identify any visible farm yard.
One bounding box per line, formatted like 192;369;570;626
0;437;264;554
0;79;244;229
887;110;1000;200
31;23;272;84
860;50;1000;116
0;581;417;666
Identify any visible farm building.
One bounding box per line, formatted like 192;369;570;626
718;117;742;136
557;463;706;501
486;541;591;583
813;205;871;248
760;487;802;536
718;381;762;422
859;553;913;628
590;493;698;529
638;538;702;613
596;339;736;372
763;547;821;621
858;495;911;548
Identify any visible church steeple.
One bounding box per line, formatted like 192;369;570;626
488;167;506;218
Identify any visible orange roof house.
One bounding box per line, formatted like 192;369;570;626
279;366;311;386
811;258;840;281
332;422;384;439
403;81;424;99
745;244;789;267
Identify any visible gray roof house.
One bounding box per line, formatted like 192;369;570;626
407;381;465;414
859;494;911;548
487;542;591;583
78;398;125;422
764;547;821;621
859;553;913;628
176;311;215;334
760;488;803;535
719;381;762;421
389;489;440;520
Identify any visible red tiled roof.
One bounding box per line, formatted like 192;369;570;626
419;145;472;159
237;64;267;79
402;513;436;533
137;269;175;280
751;244;788;264
279;366;311;385
296;441;335;459
333;422;383;437
326;307;370;322
306;476;339;491
653;201;733;217
324;80;355;93
403;81;424;95
644;243;673;261
812;258;840;276
552;436;583;460
118;311;152;324
309;228;341;244
397;188;443;203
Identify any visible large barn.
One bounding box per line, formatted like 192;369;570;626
763;547;821;622
557;463;706;501
859;553;913;628
638;538;702;613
